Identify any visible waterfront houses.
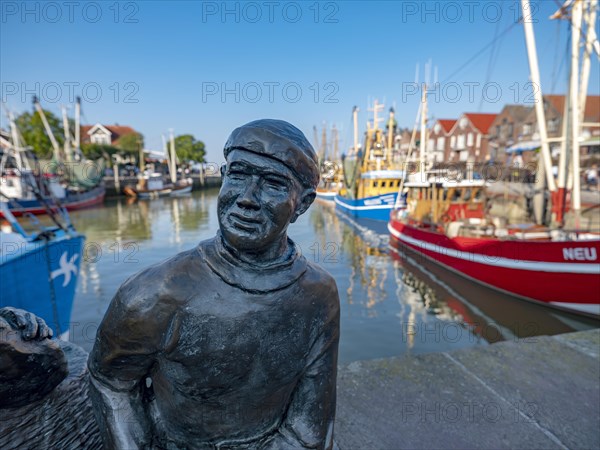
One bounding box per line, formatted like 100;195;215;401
427;119;456;163
488;104;534;163
446;113;497;163
81;123;140;147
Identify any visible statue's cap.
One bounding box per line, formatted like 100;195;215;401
224;119;319;189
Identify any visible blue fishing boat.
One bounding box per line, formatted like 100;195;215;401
335;103;404;221
334;190;398;221
1;214;85;340
0;115;85;340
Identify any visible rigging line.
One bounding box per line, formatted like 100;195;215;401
440;20;520;84
552;29;570;95
479;10;504;111
551;20;563;93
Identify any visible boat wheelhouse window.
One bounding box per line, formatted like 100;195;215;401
373;181;378;187
381;181;386;188
442;188;449;200
463;189;472;201
452;189;461;201
474;188;483;201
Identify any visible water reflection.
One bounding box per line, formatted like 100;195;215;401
69;191;597;359
70;191;217;351
306;199;597;361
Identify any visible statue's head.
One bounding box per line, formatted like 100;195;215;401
218;119;319;253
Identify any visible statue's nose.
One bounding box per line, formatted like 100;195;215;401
236;178;261;210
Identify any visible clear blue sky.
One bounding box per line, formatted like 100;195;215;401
2;1;598;164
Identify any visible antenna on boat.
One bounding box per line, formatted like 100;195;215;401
352;106;359;155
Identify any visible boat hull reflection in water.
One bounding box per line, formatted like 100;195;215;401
69;190;598;361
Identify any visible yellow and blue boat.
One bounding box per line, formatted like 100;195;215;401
335;103;404;221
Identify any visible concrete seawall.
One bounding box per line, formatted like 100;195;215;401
335;328;600;449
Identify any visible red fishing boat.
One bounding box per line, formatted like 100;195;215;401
389;0;600;318
388;188;600;317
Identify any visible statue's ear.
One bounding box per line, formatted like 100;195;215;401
291;189;316;223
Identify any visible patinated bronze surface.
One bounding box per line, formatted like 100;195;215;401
0;307;67;409
88;120;340;449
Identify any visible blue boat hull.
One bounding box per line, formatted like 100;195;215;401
0;232;85;339
334;193;397;221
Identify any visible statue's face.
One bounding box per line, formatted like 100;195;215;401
218;149;304;253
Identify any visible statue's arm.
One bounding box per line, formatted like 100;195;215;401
88;286;162;449
264;279;340;450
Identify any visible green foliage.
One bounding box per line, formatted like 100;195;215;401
81;143;121;160
116;132;144;154
173;134;206;163
14;110;65;158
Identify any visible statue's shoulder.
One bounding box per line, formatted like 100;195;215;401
300;260;339;304
113;242;211;316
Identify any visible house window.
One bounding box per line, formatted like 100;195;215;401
457;134;465;149
437;137;445;151
467;133;474;146
496;125;501;137
548;118;559;133
451;136;456;149
508;123;514;136
91;132;110;145
428;139;434;151
523;123;532;135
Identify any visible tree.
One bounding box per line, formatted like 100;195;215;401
172;134;206;163
116;132;144;155
81;143;121;160
14;110;65;158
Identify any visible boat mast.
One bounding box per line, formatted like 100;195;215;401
169;129;177;184
33;96;61;161
570;0;583;216
352;106;359;155
7;110;30;172
418;84;427;181
332;124;339;161
313;126;319;157
61;106;72;162
578;0;597;126
521;0;557;225
387;107;395;161
74;96;81;150
320;123;328;162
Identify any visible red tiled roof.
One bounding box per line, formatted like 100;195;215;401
81;124;138;146
437;119;456;133
464;113;497;134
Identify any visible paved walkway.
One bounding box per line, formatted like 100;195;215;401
336;329;600;450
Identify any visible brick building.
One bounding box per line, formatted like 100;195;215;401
446;113;497;163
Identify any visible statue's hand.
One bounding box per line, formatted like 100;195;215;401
0;307;53;340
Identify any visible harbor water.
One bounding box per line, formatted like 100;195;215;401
68;190;598;362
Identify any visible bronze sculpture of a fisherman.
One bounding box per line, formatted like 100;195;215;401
88;119;340;449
